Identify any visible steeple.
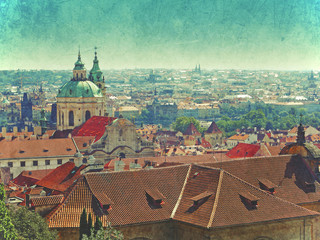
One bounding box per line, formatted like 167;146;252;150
89;47;103;83
297;114;305;145
73;48;86;80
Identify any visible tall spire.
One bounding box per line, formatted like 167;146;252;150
297;113;305;145
89;47;103;82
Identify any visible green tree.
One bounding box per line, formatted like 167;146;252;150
172;116;205;134
94;216;103;236
8;206;57;240
80;208;89;240
88;213;93;237
82;222;123;240
0;184;17;240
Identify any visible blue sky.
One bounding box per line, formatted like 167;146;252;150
1;0;320;70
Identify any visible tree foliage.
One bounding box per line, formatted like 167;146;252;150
172;116;205;134
0;184;17;240
80;208;89;240
82;222;123;240
8;206;57;240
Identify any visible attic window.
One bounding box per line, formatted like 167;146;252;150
146;189;165;206
19;150;25;154
43;149;49;152
258;178;277;194
190;191;213;206
193;172;200;178
95;193;114;211
69;89;72;95
239;191;259;209
66;148;72;151
83;143;87;147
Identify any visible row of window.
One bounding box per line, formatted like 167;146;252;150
6;158;88;168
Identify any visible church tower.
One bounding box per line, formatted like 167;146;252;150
89;47;107;114
56;51;104;131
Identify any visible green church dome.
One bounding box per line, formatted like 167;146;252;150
57;80;103;98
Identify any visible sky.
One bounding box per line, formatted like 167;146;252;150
1;0;320;70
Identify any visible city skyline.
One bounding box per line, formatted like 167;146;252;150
1;0;320;70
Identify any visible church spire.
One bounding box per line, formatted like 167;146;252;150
89;47;103;83
297;114;306;145
73;48;86;80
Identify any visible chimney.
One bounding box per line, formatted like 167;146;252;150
24;126;28;132
13;127;18;136
2;127;6;137
30;135;37;140
18;135;24;141
5;136;12;141
33;126;42;136
42;134;49;140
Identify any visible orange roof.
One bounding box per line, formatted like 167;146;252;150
13;169;54;187
0;138;77;159
184;123;201;136
205;121;222;134
228;134;249;141
36;162;86;193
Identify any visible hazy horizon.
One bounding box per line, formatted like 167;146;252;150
1;0;320;71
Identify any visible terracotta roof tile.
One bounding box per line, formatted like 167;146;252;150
13;169;54;187
0;138;76;159
31;194;64;207
36;162;86;192
71;116;116;142
226;143;260;158
204;155;320;205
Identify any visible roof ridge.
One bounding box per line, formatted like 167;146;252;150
207;169;224;228
222;169;320;216
170;164;192;219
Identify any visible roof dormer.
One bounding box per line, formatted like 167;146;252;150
190;191;213;208
258;178;277;194
146;188;165;207
239;191;259;209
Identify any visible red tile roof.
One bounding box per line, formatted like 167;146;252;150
36;162;86;193
226;143;260;158
205;121;222;134
0;138;77;159
204;155;320;205
46;164;319;229
72;116;116;142
13;169;54;187
31;195;64;207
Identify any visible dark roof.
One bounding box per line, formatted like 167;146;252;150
184;123;201;136
205;121;222;134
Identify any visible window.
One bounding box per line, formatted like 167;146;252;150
69;111;74;126
33;161;38;166
8;162;13;167
69;158;74;162
82;158;87;164
85;110;91;121
20;161;25;167
45;160;50;166
57;159;62;165
10;174;13;180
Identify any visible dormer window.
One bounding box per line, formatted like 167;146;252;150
305;181;316;192
146;189;165;206
95;193;113;211
239;191;259;209
258;178;277;194
190;191;213;207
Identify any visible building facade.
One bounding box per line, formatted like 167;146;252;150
56;51;105;131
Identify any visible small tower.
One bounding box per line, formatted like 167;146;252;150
73;48;87;80
297;114;306;145
39;109;47;135
89;47;106;114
